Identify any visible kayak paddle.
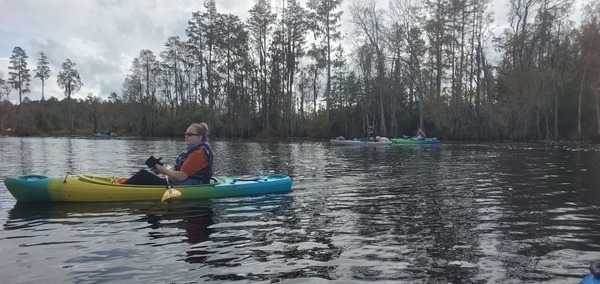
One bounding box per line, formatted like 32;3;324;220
161;175;181;202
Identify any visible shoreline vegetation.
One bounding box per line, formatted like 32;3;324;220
2;1;600;141
2;131;599;144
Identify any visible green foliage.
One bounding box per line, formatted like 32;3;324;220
4;1;600;141
305;111;330;138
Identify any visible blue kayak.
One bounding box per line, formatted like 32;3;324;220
580;274;600;284
580;261;600;284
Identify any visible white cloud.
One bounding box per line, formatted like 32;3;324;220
0;0;587;102
0;0;212;101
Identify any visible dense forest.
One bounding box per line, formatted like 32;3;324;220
1;0;600;141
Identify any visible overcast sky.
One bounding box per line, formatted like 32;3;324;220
0;0;586;103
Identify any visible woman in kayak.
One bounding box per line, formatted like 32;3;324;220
124;122;214;185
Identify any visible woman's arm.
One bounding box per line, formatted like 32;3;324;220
155;164;189;181
156;149;209;182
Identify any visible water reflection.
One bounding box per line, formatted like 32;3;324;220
5;201;153;227
4;194;295;270
1;138;600;282
143;200;215;263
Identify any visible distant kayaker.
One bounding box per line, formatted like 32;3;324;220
124;122;214;185
412;128;426;140
366;126;377;141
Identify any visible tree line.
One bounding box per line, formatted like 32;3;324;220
1;0;599;141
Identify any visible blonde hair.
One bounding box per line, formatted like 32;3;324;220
190;122;209;142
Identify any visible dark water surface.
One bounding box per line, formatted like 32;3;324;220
1;137;599;283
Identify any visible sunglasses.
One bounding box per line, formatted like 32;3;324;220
184;132;201;137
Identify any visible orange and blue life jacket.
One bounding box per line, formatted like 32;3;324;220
174;142;214;184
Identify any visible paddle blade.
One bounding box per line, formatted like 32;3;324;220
161;188;182;202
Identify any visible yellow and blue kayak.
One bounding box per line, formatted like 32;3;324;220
3;174;293;202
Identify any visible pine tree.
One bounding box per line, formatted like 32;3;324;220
57;59;83;133
8;47;31;104
34;52;51;125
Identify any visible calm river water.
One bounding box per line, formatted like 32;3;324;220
0;137;599;283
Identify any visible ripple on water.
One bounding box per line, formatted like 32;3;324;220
1;139;600;283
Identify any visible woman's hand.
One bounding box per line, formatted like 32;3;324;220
154;164;188;181
153;164;165;175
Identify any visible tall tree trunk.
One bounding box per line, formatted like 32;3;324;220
596;86;600;136
578;62;588;136
69;92;73;134
554;85;558;139
41;79;45;126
